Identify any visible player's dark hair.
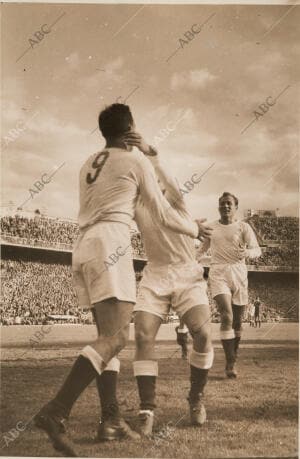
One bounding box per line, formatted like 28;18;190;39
98;103;134;139
219;192;238;207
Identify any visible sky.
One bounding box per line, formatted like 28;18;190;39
1;2;299;223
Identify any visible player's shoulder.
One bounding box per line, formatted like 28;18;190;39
81;149;144;170
239;220;252;232
79;152;97;179
80;149;108;170
132;151;155;169
206;219;218;226
210;220;220;229
127;152;158;182
81;151;99;167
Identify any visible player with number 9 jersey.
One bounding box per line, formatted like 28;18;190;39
73;108;200;310
34;104;203;454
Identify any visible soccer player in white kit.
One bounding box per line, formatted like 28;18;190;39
199;192;261;378
122;134;214;435
34;104;207;455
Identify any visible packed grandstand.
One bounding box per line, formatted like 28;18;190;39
0;212;298;325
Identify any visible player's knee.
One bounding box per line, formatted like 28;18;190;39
135;328;155;349
192;326;210;349
190;322;210;341
221;310;233;328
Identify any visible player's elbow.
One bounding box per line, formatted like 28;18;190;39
252;248;262;259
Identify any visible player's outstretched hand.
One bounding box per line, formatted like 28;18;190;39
195;218;213;241
122;132;155;155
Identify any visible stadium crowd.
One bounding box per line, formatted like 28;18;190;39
250;245;299;269
0;260;145;326
130;232;147;258
0;214;298;325
1;215;78;247
248;216;298;241
1;259;298;325
1;215;298;266
1;216;146;258
1;260;79;325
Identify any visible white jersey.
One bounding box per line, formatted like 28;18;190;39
77;147;198;239
200;220;261;265
135;156;196;266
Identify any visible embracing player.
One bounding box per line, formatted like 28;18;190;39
199;192;261;378
33;104;207;455
121;134;214;435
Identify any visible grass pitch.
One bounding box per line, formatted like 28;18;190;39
1;342;298;458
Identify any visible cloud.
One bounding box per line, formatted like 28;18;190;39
105;56;124;74
75;56;126;95
65;52;80;70
1;4;298;220
170;69;217;91
2;93;89;217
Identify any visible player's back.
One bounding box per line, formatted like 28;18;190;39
78;147;140;230
135;200;195;266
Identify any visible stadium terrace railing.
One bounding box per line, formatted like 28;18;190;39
0;234;73;252
1;235;297;270
245;264;298;273
0;234;148;260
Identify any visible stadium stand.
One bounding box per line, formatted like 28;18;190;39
248;215;298;242
0;215;146;258
246;216;299;269
1;215;78;247
0;259;144;325
1;259;78;325
0;213;298;325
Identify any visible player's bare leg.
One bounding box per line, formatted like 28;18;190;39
34;298;134;454
133;311;162;436
232;304;245;361
215;293;237;378
183;305;213;426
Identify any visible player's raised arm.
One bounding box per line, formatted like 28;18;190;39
124;132;186;210
149;155;185;209
134;155;201;238
124;132;212;239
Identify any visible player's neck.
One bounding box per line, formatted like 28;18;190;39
219;216;234;225
105;139;127;150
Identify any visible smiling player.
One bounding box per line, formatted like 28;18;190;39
199;192;261;378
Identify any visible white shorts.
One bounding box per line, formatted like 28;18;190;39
209;263;248;306
134;262;209;320
72;222;136;309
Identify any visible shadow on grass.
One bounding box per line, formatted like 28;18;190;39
151;400;298;430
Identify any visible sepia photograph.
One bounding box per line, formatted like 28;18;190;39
1;1;299;458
